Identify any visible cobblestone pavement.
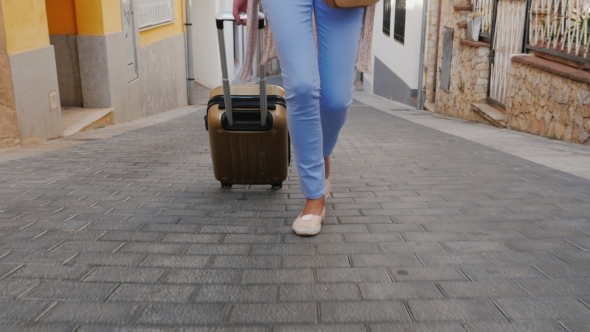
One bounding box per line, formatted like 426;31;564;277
1;100;590;331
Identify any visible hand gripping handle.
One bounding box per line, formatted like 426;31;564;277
216;12;267;127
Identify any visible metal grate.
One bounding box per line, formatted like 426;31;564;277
490;0;527;106
138;0;174;30
473;0;495;35
529;0;590;61
394;0;406;43
383;0;391;36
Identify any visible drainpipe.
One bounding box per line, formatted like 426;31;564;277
185;0;196;105
416;0;430;110
432;0;443;102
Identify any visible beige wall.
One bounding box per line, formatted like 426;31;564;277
0;4;20;147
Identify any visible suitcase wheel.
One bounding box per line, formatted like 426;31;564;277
271;183;282;189
221;183;232;189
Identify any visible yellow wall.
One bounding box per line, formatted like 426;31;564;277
140;0;184;47
1;0;50;55
75;0;122;36
45;0;77;35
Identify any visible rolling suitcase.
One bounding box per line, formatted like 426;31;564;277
205;12;289;189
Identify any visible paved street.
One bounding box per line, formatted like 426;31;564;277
1;92;590;331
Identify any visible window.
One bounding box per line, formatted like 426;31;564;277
383;0;391;36
138;0;174;30
394;0;406;43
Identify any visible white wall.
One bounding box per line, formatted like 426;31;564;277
192;0;236;89
365;0;425;91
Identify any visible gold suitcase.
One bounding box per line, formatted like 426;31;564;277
205;13;289;189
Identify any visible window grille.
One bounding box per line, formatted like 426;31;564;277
394;0;406;43
138;0;174;30
383;0;391;36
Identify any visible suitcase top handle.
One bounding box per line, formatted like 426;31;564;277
216;12;267;128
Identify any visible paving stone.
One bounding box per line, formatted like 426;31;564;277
177;328;266;332
273;325;365;332
42;302;142;324
0;251;77;265
185;244;251;255
438;281;529;299
10;265;92;281
389;267;469;282
241;269;314;284
229;303;317;324
84;267;165;283
316;243;380;255
495;298;590;320
350;254;422;267
379;242;446;254
441;241;511;253
24;280;116;301
369;323;466;332
194;285;276;303
316;268;391;283
139;254;209;268
285;234;344;244
561;322;590;332
463;322;567;332
282;255;351;268
0;323;79;332
505;239;581;251
66;253;146;267
212;256;280;269
137;303;226;325
320;301;410;323
223;234;281;244
359;282;443;300
99;231;163;242
164;269;239;284
279;284;360;302
517;279;590;297
52;241;124;253
108;284;195;303
0;279;40;299
251;244;315;256
0;301;52;322
409;299;507;322
118;242;185;254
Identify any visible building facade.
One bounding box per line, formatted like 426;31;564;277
0;0;190;148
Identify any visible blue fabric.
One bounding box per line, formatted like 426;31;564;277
261;0;364;199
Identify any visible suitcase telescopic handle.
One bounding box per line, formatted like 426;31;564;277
216;12;267;127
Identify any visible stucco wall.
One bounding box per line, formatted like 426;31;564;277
50;34;83;107
140;0;184;47
138;34;188;117
506;59;590;144
366;0;425;106
9;46;63;144
1;0;50;55
0;3;20;147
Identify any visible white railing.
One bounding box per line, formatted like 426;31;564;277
138;0;174;30
490;0;528;105
529;0;590;59
473;0;495;34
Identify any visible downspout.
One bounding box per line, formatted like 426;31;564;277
416;0;429;110
185;0;196;105
432;0;443;102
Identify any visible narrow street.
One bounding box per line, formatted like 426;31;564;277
1;92;590;331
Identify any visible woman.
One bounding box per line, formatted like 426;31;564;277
233;0;375;236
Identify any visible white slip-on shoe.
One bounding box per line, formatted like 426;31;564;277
292;207;326;236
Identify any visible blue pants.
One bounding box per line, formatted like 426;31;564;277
261;0;365;199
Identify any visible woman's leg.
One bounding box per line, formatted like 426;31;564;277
261;0;326;201
314;0;365;159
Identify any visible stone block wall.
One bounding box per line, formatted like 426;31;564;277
434;39;490;121
506;57;590;144
425;0;491;122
